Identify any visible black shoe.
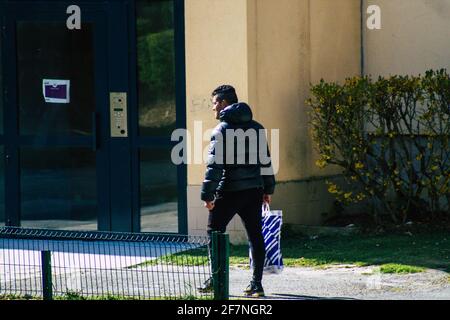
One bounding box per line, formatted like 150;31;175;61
243;281;265;297
197;277;213;293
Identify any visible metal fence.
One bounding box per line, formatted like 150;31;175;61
0;227;217;300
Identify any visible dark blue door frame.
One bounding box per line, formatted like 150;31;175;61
0;0;188;234
106;1;133;232
1;1;113;230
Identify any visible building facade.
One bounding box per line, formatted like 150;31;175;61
0;0;187;234
1;0;449;242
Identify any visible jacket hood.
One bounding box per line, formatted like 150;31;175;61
219;102;253;124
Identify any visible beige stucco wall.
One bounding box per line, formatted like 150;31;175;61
248;0;308;183
185;0;253;242
185;0;361;241
364;0;450;76
185;0;250;185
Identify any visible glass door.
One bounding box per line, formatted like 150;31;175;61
1;2;111;230
1;0;185;233
134;0;186;233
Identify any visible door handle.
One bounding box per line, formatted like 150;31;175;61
92;112;99;151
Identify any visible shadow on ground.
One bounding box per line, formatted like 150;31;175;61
231;293;357;300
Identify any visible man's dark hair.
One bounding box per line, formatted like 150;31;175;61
212;85;238;104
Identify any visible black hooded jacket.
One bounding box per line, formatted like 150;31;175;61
201;102;276;202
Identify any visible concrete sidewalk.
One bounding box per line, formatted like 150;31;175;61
229;265;450;300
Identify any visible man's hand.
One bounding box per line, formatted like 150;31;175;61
204;201;215;211
263;194;272;205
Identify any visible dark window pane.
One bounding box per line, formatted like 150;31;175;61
17;22;95;136
140;148;178;232
20;148;97;230
0;147;4;226
137;0;176;136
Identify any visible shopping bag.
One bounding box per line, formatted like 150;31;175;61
250;203;283;274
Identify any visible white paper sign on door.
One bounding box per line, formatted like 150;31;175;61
42;79;71;103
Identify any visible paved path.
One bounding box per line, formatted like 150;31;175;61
229;266;450;300
2;237;449;300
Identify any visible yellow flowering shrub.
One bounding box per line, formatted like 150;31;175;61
307;69;450;224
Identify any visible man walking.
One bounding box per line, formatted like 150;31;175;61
198;85;276;297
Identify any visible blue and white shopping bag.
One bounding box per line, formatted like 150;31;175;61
250;203;284;274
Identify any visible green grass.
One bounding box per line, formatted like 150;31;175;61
0;292;212;301
0;294;38;300
54;292;138;300
228;230;450;273
379;264;425;274
128;247;209;268
55;292;209;300
129;230;450;274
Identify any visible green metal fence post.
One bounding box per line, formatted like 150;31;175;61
211;231;219;299
218;232;229;300
41;250;53;300
211;231;229;300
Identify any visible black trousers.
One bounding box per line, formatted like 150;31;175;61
207;187;265;283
